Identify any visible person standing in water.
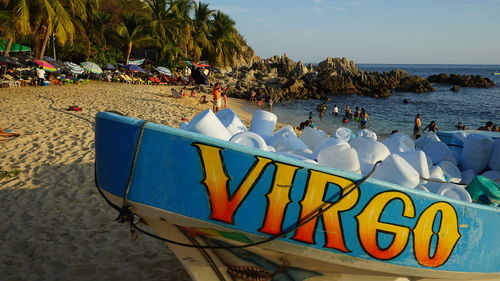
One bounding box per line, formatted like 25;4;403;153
332;104;339;117
423;120;440;133
414;114;422;137
359;108;369;128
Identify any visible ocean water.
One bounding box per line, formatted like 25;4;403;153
270;64;500;140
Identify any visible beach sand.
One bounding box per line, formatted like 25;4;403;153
0;82;260;281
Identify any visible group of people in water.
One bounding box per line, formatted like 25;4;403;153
413;114;498;138
316;103;370;128
298;103;371;130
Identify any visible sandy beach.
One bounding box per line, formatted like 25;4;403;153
0;82;259;281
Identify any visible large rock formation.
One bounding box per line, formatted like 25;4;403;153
213;56;497;103
427;74;495;88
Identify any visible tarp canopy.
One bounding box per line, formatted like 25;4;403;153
81;61;103;74
155;66;172;76
0;40;31;52
127;58;144;65
64;62;84;74
32;60;57;72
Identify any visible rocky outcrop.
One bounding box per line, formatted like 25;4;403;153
213;56;439;103
427;74;495;88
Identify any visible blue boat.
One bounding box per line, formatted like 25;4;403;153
95;112;500;281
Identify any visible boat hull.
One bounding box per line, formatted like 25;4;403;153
95;112;500;280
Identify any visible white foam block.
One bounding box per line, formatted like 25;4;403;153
334;127;355;142
350;136;390;175
312;138;349;160
268;125;308;152
482;170;500;181
438;160;462;183
358;129;377;141
488;139;500;172
382;133;415;154
396;151;430;181
423;140;457;166
371;154;420;188
415;131;441;150
460;133;494;173
185;109;232;141
230;131;269;151
215;108;248;135
317;145;361;174
460;169;477;185
437;183;472;203
249;110;277;140
299;126;329;151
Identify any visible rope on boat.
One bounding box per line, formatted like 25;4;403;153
95;128;383;249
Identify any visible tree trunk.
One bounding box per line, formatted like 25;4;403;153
3;38;14;57
126;42;133;64
39;27;52;60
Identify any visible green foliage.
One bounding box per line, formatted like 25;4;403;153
2;0;254;67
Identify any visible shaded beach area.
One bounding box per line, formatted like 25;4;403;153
0;82;258;281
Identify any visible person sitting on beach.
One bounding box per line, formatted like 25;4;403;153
298;120;311;130
190;88;198;97
199;95;208;104
249;91;257;102
423;121;440;133
180;87;188;97
0;128;20;141
478;121;494;131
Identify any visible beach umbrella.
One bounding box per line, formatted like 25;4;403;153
125;64;145;73
32;59;57;72
155;66;172;76
105;64;116;70
43;56;57;62
81;61;103;74
0;40;31;52
63;62;84;74
0;56;25;67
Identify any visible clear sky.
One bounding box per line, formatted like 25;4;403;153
206;0;500;64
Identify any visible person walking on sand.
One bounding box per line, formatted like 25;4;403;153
212;82;223;112
414;114;422;136
223;93;228;108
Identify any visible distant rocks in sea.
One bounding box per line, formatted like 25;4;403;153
209;56;494;103
427;73;495;88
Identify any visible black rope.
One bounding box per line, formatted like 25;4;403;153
96;146;382;249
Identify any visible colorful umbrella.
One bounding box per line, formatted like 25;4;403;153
32;60;57;72
63;62;84;75
155;66;172;76
127;58;145;65
125;64;145;73
81;61;103;74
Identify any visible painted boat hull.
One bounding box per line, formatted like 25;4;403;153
437;130;500;144
95;112;500;280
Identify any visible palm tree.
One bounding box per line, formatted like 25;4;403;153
166;0;194;57
116;13;157;64
190;2;213;62
208;11;241;68
0;0;31;56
